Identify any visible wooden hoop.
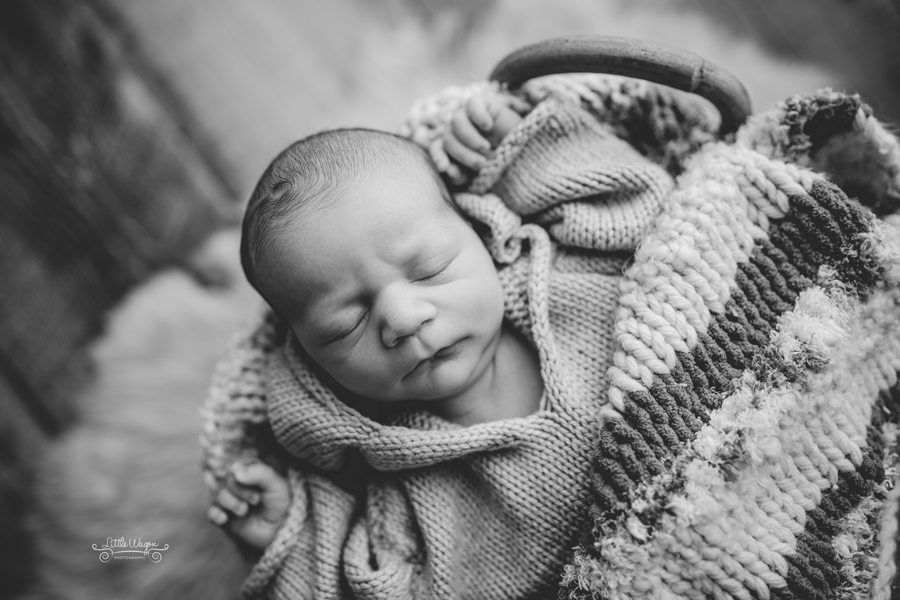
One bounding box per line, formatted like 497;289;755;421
489;36;752;134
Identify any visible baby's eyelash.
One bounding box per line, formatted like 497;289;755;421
416;263;450;282
330;312;367;343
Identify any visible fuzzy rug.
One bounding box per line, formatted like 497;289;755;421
25;229;256;600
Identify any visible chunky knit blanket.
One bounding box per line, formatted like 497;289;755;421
205;75;900;599
504;78;900;600
567;105;900;600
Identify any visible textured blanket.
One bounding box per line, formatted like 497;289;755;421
529;81;900;599
205;75;900;599
410;77;900;599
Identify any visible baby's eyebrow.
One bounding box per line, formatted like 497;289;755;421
409;252;449;275
310;297;357;326
305;272;362;313
320;279;372;311
298;291;349;327
406;236;455;267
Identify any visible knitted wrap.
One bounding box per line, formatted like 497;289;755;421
203;75;900;599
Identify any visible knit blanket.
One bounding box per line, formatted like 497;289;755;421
205;75;900;599
410;78;900;599
543;81;899;599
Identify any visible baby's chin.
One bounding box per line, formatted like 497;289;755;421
406;355;491;405
358;361;481;407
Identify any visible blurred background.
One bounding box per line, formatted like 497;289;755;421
2;1;899;598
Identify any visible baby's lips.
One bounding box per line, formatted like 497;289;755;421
402;357;429;381
432;341;463;360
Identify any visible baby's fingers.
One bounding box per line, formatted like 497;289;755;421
235;462;291;519
428;139;450;172
450;110;490;152
444;134;485;173
504;93;531;115
232;461;283;492
444;162;469;187
465;95;494;132
212;486;249;521
207;505;230;526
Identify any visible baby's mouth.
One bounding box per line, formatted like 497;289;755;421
403;340;464;381
432;342;462;360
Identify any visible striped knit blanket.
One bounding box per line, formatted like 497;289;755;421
406;78;900;599
565;91;900;599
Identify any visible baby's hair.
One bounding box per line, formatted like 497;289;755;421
241;127;452;312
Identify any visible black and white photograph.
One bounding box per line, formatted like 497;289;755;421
3;1;900;599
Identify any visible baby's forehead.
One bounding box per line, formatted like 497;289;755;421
316;165;451;216
270;181;460;312
280;163;451;238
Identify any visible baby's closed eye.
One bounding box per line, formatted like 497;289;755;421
329;312;368;343
414;261;451;283
411;250;459;283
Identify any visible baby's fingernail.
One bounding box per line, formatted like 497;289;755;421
246;492;260;505
208;508;227;525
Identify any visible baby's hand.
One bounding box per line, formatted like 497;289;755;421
440;93;526;184
207;460;291;551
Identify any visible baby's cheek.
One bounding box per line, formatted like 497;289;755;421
314;345;367;383
478;267;506;318
352;339;399;380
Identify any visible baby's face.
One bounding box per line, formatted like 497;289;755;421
270;167;505;406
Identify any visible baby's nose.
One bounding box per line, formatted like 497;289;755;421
378;284;436;348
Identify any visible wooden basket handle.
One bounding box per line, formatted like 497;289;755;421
489;36;752;134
